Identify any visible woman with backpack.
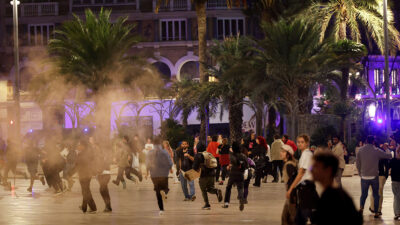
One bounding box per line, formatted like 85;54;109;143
222;142;248;211
217;138;230;185
281;144;298;225
253;136;268;187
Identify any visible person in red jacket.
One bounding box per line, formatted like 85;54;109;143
217;138;230;185
207;135;221;182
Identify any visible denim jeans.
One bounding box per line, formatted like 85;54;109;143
370;176;387;212
360;177;379;213
392;181;400;216
179;172;195;199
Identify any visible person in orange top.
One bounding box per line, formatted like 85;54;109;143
207;135;221;182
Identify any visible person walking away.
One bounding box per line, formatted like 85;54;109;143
247;132;257;158
390;146;400;220
270;135;284;183
253;136;268;187
76;140;97;213
218;138;230;185
207;135;221;182
241;140;255;204
193;142;223;210
312;152;363;225
286;134;319;225
2;139;27;188
162;141;174;177
112;137;130;189
222;142;248;211
146;137;173;215
356;135;392;218
280;145;297;225
331;136;345;187
368;142;390;216
25;139;45;192
90;137;112;212
282;135;298;160
176;140;196;201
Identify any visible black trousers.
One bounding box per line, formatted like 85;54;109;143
79;177;96;212
125;167;141;180
215;158;221;182
254;168;264;186
272;160;284;181
221;165;228;181
151;177;169;211
224;175;244;204
199;176;218;205
244;173;252;200
97;174;111;210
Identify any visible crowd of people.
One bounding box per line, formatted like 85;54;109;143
2;129;400;225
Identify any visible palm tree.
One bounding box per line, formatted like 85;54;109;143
49;8;143;139
308;0;400;102
256;19;331;138
155;0;246;142
207;36;254;142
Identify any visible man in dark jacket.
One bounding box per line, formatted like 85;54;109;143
146;137;173;215
312;152;363;225
222;142;248;211
193;142;223;210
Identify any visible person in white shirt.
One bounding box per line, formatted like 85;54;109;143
332;136;345;187
286;134;318;225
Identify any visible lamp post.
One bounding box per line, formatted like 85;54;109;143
383;0;391;138
10;0;20;144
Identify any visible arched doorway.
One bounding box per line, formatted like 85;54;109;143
180;61;200;81
153;62;172;82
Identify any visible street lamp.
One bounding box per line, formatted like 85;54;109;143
383;0;391;138
10;0;20;144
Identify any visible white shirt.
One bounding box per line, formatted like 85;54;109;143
299;149;313;183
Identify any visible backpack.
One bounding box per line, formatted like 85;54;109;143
202;152;217;168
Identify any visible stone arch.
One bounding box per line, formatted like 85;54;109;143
175;52;199;81
147;56;176;79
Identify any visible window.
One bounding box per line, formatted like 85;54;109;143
28;24;54;45
216;18;245;39
374;69;384;94
160;19;187;41
392;69;399;95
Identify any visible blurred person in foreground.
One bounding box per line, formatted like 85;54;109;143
312;152;363;225
146;137;173;215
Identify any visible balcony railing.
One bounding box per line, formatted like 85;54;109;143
20;2;59;17
157;0;189;11
72;0;137;7
207;0;243;9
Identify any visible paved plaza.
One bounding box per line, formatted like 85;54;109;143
0;174;399;225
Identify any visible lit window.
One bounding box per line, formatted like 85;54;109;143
216;18;245;39
28;24;55;45
392;69;399;95
160;19;187;41
374;69;384;94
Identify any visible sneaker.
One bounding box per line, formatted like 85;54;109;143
138;174;143;182
374;213;381;219
112;180;119;186
160;190;167;201
87;209;96;214
27;187;32;192
103;207;112;213
40;177;46;185
122;181;126;189
159;210;164;215
394;215;400;220
369;208;374;214
359;208;364;214
217;189;223;202
183;198;190;201
191;195;196;201
239;201;245;211
253;184;260;187
243;199;248;204
202;204;211;210
281;180;284;183
222;203;229;208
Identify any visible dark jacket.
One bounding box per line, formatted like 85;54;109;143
146;145;173;178
229;153;248;178
193;152;215;178
390;158;400;182
76;148;95;179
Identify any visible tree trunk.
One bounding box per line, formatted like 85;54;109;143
340;68;349;101
229;98;243;143
93;93;112;144
255;99;264;136
339;20;347;40
195;2;208;144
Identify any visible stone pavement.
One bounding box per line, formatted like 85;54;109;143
0;174;398;225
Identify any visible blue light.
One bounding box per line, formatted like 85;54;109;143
29;129;33;133
83;128;89;132
377;118;383;124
